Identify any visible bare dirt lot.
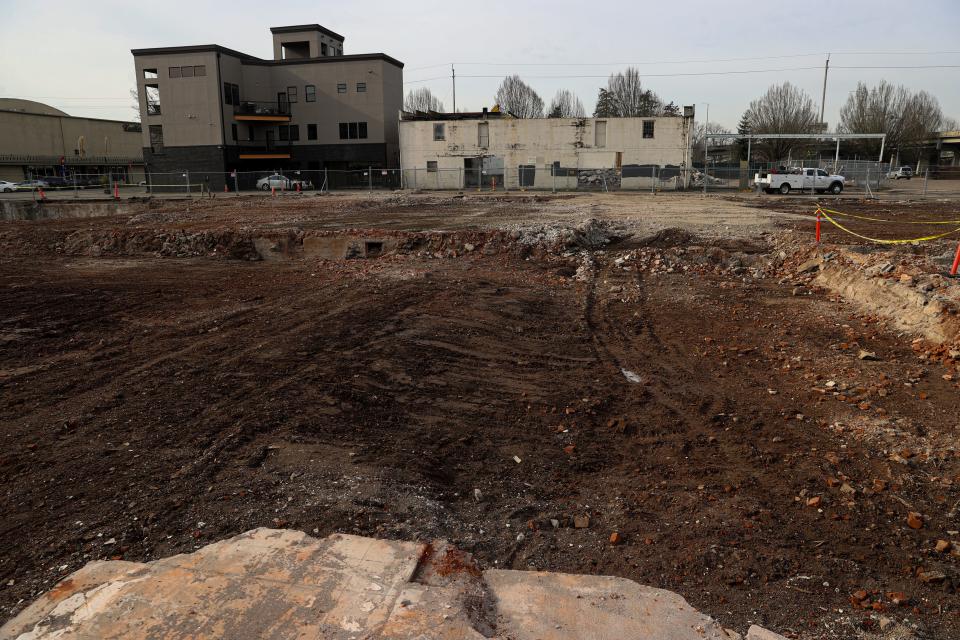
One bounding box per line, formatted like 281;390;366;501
2;192;960;639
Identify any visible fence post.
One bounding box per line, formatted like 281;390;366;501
73;171;78;199
651;165;656;194
324;167;328;193
185;170;191;197
923;168;929;197
368;166;372;191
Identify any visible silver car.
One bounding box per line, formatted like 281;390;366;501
887;166;913;180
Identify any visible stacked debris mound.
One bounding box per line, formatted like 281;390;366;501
578;168;621;189
508;218;618;250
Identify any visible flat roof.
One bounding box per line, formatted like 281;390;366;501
270;24;344;41
0;108;139;127
131;45;403;69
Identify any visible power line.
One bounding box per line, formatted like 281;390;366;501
406;50;960;72
404;64;960;84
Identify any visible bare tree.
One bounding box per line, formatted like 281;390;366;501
691;122;731;163
404;87;445;113
742;82;819;161
495;75;544;118
604;68;663;117
943;116;959;131
129;87;140;122
839;81;944;161
547;90;586;118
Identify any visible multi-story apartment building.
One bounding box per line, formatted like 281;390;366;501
132;25;403;190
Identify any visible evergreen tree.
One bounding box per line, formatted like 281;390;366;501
734;113;751;161
594;88;615;117
662;101;681;117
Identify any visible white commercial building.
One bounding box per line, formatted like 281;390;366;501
399;108;695;190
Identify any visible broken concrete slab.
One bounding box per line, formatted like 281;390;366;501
745;625;789;640
485;569;741;639
2;528;785;640
1;529;426;640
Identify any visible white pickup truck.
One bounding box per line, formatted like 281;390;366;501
755;167;844;195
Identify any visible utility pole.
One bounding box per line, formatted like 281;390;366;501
451;64;456;113
819;53;830;126
702;103;709;196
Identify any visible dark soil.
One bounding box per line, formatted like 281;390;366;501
2;199;960;638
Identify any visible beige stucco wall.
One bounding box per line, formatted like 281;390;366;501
399;116;693;189
0;110;142;160
134;52;224;148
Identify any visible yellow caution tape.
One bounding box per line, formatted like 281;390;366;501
816;209;960;244
817;205;960;225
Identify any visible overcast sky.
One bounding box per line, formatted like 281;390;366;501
1;0;958;129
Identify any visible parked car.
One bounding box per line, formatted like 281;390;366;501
0;180;17;193
256;174;313;191
755;167;845;195
44;176;71;188
15;179;49;191
887;166;913;180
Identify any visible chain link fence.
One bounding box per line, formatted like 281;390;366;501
5;164;960;199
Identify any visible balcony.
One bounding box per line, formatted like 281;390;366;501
234;100;291;122
237;141;292;160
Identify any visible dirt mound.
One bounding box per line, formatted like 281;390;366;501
635;227;699;248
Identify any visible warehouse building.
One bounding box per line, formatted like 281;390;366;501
398;107;696;190
0;98;144;184
132;24;403;191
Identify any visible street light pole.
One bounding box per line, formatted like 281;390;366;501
702;103;709;196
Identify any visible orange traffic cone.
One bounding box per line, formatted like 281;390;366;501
223;184;228;193
114;183;120;199
296;182;301;193
271;186;276;197
38;187;47;201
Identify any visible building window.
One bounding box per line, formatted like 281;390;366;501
148;124;164;153
231;123;238;141
168;66;181;78
595;120;606;147
287;86;298;103
338;122;368;140
289;124;299;141
427;161;438;173
433;123;445;141
305;84;316;102
231;84;240;106
181;66;194;78
337;83;347;94
194;65;206;77
143;68;158;79
278;125;289;141
144;84;161;115
224;82;232;105
248;126;254;142
307;123;317;140
643;120;655;138
478;122;489;147
321;43;328;56
356;82;366;93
